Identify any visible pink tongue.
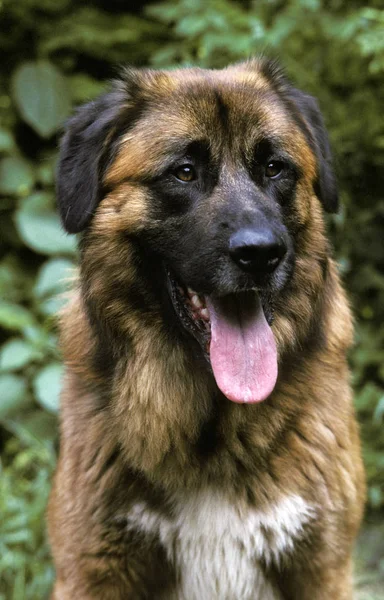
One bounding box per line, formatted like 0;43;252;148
206;293;277;403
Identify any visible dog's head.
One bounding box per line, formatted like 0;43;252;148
57;59;337;404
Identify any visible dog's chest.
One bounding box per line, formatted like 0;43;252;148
126;490;314;600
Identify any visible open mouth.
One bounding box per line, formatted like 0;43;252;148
167;270;278;404
169;279;211;354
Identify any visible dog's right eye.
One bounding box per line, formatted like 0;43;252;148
265;160;284;179
173;165;197;182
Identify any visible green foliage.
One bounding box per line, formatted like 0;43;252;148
0;157;35;197
0;374;29;418
33;362;62;414
15;192;77;255
0;421;56;600
11;61;72;138
0;0;383;597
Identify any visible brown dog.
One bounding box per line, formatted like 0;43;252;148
48;59;365;599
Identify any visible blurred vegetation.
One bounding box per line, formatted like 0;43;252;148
0;0;383;598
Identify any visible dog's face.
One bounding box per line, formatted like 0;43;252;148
57;60;337;404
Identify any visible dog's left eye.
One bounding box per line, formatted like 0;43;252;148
265;161;284;179
173;165;197;182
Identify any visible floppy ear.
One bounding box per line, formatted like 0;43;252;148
57;89;126;233
288;89;339;213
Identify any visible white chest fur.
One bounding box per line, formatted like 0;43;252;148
126;491;315;600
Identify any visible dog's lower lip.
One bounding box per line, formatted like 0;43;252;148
182;289;210;327
167;269;211;352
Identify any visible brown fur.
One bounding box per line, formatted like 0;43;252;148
49;60;365;599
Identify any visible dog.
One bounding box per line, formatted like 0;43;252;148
48;59;365;599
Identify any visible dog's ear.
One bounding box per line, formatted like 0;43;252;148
57;89;126;234
288;89;339;213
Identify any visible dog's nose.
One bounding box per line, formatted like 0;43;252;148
229;227;286;275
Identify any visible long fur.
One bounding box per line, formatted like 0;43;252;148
49;59;365;600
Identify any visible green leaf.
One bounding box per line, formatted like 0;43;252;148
15;192;77;256
16;410;58;446
0;157;35;196
355;382;383;413
0;302;35;331
0;213;22;249
68;73;106;103
34;257;74;316
11;61;71;138
34;258;74;298
368;485;383;510
0;255;32;303
23;325;52;349
37;296;66;317
0;127;17;154
33;363;63;413
0;338;39;371
35;157;56;187
0;374;29;419
39;8;162;63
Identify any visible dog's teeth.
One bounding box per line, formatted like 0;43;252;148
187;287;195;296
191;295;203;309
200;308;209;320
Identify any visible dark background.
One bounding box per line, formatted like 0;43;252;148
0;0;383;597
